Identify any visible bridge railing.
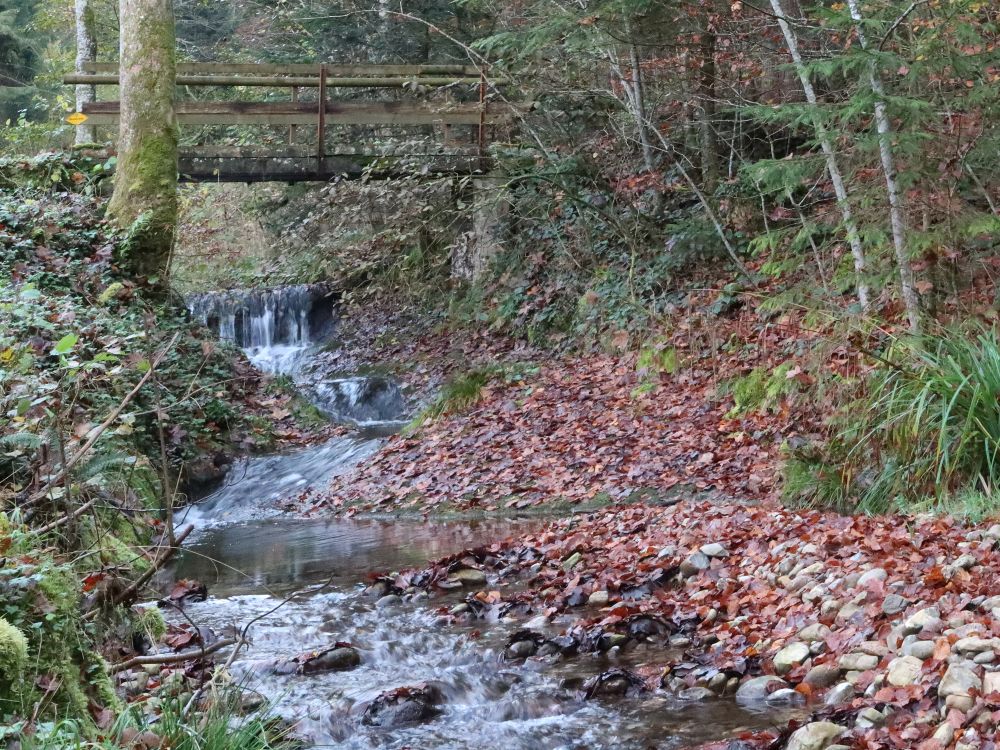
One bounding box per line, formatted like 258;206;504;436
64;63;524;161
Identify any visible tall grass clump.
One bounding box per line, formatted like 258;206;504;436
797;325;1000;515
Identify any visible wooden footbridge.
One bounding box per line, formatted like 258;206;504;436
64;62;529;182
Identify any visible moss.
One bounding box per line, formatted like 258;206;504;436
132;606;166;642
0;617;28;711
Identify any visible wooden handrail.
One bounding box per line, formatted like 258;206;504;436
64;73;483;88
81;62;482;77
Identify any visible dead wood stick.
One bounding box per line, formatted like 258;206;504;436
24;333;179;509
33;497;98;535
111;637;236;673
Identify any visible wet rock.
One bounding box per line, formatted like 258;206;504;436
449;568;487;586
298;646;361;674
886;655;922;687
624;614;672;640
580;668;648;699
680;551;710;577
503;630;545;661
376;594;402;609
766;688;805;706
700;543;729;558
824;682;854;706
678;686;714;701
774;642;810;675
735;675;787;705
939;665;981;697
803;664;841;688
361;683;444;727
785;721;845;750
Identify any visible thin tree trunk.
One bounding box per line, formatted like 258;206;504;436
845;0;921;332
698;18;719;192
627;35;656;174
768;0;871;310
74;0;97;144
107;0;178;284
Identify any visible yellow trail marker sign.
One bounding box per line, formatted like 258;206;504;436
66;112;88;125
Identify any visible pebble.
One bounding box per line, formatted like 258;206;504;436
939;664;981;697
680;551;710;577
700;542;728;558
881;594;909;615
902;607;942;636
886;655;922;687
825;682;854;706
857;568;887;587
774;642;811;675
587;590;610;606
984;671;1000;694
838;652;879;672
855;707;886;730
798;623;830;643
803;664;841;688
932;723;956;746
903;639;936;660
735;675;787;705
785;721;845;750
765;688;805;706
955;636;998;654
562;552;582;571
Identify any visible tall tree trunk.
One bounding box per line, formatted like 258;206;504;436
698;17;718;192
107;0;178;284
768;0;871;310
627;36;656;175
74;0;97;144
845;0;921;333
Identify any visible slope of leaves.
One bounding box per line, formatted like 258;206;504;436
321;306;831;513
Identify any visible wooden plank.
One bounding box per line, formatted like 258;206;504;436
64;73;483;87
81;100;531;127
83;62;480;77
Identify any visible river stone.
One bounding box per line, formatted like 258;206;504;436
785;721;845;750
887;655;922;687
450;568;487;585
678;686;714;701
933;723;956;746
505;639;538;660
376;594;403;609
735;675;787;705
300;646;361;674
984;671;1000;694
857;568;887;587
680;551;710;577
765;688;805;706
804;664;842;688
825;682;854;706
798;623;831;643
839;652;879;672
903;607;942;635
882;594;909;616
700;543;729;558
939;665;981;697
955;636;998;654
774;642;811;675
855;707;887;730
903;640;936;660
588;590;610;606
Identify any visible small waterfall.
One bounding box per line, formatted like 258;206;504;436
188;285;333;374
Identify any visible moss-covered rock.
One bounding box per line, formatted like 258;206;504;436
0;617;28;711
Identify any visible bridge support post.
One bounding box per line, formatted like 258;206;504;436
453;177;510;282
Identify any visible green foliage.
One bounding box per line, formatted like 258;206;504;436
723;362;796;417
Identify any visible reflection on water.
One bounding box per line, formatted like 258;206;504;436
173;517;534;596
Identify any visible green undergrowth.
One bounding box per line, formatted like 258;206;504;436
6;696;288;750
782;325;1000;518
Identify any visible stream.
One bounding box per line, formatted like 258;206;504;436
173;286;797;749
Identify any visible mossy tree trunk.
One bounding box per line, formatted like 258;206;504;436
73;0;97;144
107;0;178;284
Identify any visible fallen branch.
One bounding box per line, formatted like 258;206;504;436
32;497;98;535
111;637;237;673
83;523;194;620
23;333;179;509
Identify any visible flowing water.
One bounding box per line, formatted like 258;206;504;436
174;286;797;749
